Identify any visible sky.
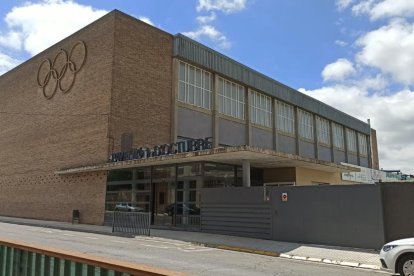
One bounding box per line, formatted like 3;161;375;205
0;0;413;174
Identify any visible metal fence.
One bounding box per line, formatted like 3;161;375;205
0;246;128;276
112;211;151;236
175;215;200;228
0;239;186;276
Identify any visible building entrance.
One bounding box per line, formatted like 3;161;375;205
152;165;175;227
105;162;244;228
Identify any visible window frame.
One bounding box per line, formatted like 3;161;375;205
217;77;245;120
316;116;330;146
358;133;368;156
332;123;345;150
298;109;314;141
249;90;272;128
276;101;295;135
178;61;212;110
346;128;357;153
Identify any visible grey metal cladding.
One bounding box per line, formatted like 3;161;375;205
201;204;271;239
174;34;370;134
201;187;271;239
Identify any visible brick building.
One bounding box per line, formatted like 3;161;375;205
0;10;378;226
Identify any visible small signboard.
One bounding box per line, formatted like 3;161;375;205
281;193;288;202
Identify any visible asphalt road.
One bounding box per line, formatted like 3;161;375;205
0;222;390;276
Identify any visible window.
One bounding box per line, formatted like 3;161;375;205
316;117;330;145
298;109;314;140
218;77;245;119
358;133;368;155
346;129;357;153
276;101;295;135
332;123;344;149
249;90;272;127
178;61;212;109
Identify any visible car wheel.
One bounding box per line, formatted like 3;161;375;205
397;254;414;276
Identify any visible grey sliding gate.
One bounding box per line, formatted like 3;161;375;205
200;187;272;239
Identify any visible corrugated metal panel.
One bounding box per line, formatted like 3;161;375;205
173;34;370;134
201;204;271;239
200;188;272;240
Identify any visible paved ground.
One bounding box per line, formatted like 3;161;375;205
0;216;382;270
0;222;388;276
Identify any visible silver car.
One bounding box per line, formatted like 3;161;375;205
114;203;144;212
380;238;414;276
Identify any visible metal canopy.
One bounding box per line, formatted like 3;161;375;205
55;146;360;175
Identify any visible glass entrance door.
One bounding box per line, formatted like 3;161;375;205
175;179;201;227
152;165;176;227
175;163;202;228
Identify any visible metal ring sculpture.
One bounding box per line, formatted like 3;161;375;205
36;41;87;99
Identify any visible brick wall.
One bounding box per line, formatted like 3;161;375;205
0;12;117;224
109;12;173;153
0;172;107;224
0;11;175;224
370;128;379;170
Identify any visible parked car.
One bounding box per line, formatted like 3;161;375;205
165;203;200;216
380;238;414;276
114;203;144;212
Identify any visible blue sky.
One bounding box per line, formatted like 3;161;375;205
0;0;414;174
0;0;370;88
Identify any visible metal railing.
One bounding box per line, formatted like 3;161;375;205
175;215;200;228
112;211;151;236
0;238;187;276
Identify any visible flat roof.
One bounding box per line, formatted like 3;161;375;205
55;146;360;175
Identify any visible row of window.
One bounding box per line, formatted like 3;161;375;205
178;61;368;155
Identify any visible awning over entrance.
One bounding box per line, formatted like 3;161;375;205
55;146;360;175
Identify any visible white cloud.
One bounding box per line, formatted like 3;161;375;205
0;52;20;75
322;58;356;82
370;0;414;20
335;39;348;47
187;0;248;49
197;0;247;13
138;16;154;26
0;0;107;56
352;0;375;16
356;19;414;85
355;74;388;91
316;0;414;173
183;25;231;49
336;0;354;10
0;31;23;50
352;0;414;20
196;12;217;24
298;85;414;174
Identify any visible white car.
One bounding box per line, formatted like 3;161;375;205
380;238;414;276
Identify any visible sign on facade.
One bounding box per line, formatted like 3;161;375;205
110;137;213;162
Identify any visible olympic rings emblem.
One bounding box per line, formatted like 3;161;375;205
36;41;87;99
